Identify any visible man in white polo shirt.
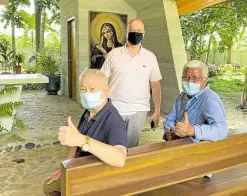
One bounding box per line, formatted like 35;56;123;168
101;18;162;147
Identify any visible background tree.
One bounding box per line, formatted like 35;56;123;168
34;0;60;52
0;0;31;60
180;0;247;64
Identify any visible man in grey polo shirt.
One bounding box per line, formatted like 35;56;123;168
101;18;162;147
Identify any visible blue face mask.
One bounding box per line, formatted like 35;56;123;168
80;91;105;109
182;82;201;96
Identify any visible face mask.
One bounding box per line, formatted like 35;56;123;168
80;91;105;109
128;32;143;45
182;82;201;96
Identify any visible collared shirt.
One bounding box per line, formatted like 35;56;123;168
101;44;162;115
164;85;228;143
74;99;127;158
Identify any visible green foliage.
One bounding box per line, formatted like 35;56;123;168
0;126;7;133
0;41;15;72
218;64;243;77
0;86;19;96
209;77;244;92
45;32;60;49
9;133;25;142
0;86;26;141
0;34;12;47
0;102;23;117
29;49;59;75
19;10;35;31
0;0;31;29
38;54;59;75
16;33;33;48
180;0;247;62
37;0;60;25
23;62;41;73
15;119;26;131
15;52;26;65
208;64;247;78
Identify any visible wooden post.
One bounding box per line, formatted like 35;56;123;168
241;68;247;107
61;163;69;196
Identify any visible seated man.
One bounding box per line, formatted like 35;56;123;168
43;70;127;196
163;60;228;143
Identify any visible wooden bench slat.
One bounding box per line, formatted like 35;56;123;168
61;134;247;196
62;138;193;170
73;154;247;196
137;165;247;196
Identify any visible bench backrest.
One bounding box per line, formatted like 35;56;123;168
61;133;247;196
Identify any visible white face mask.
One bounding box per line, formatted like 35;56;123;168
182;82;201;96
80;91;105;109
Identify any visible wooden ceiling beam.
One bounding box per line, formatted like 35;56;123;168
0;0;8;5
176;0;230;16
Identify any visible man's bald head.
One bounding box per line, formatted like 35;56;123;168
79;69;108;87
79;69;109;97
128;18;145;33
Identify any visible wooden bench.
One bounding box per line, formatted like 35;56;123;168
61;133;247;196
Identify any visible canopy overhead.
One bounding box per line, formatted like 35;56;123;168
176;0;230;16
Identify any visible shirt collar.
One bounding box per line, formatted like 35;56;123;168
121;44;144;55
194;85;210;99
87;99;112;122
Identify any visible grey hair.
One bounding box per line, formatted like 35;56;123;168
78;69;108;85
183;60;208;78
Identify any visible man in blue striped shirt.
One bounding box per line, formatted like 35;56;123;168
163;60;228;143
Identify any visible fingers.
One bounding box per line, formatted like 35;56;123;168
184;112;189;124
67;116;75;127
46;177;54;185
44;176;51;183
151;116;159;128
58;127;67;145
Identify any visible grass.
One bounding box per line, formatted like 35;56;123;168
208;76;244;93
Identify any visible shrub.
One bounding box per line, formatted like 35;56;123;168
38;55;59;75
208;76;244;92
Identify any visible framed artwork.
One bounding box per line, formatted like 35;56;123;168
89;11;127;69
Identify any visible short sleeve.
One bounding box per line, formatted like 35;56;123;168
108;123;128;149
150;54;162;82
101;51;113;78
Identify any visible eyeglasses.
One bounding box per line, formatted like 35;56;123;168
182;76;203;82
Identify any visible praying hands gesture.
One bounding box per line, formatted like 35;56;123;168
174;112;195;137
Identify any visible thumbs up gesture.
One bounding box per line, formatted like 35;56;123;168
174;112;195;137
58;116;83;147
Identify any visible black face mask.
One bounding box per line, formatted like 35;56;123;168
128;32;143;45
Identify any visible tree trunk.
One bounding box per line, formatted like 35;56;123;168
35;0;42;52
40;10;46;50
241;68;247;108
212;50;216;64
32;31;34;50
190;35;198;60
184;40;190;61
11;10;16;63
227;41;233;64
205;33;213;65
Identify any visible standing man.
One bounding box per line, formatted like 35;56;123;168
101;19;162;147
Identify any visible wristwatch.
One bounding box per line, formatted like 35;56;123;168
81;136;90;152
